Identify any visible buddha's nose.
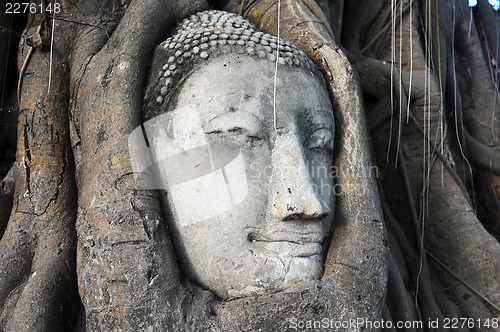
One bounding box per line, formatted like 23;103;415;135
271;132;331;221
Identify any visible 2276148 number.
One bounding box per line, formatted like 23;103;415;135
5;2;60;14
442;318;499;329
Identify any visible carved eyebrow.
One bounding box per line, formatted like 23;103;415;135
310;125;334;132
203;110;266;137
203;91;265;124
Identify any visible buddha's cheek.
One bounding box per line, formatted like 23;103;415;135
161;143;273;298
173;224;260;297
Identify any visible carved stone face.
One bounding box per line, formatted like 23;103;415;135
147;53;335;298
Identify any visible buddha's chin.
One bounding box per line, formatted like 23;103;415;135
224;254;324;299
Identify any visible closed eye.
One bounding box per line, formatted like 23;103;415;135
306;128;334;154
206;128;262;143
227;127;261;141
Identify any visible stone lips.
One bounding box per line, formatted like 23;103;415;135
143;10;321;121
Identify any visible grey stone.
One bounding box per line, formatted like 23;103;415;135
142;52;335;299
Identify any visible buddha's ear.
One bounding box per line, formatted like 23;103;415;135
223;0;388;320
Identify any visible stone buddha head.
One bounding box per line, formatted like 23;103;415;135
133;10;335;299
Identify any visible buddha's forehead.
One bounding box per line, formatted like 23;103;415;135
142;10;326;121
176;53;333;128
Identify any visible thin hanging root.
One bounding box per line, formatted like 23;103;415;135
48;16;110;38
17;24;42;106
272;0;280;132
398;147;421;235
388;0;395;163
374;150;443;323
380;148;443;324
354;56;407;132
399;145;435;312
47;10;55;95
351;0;415;63
406;110;472;206
379;192;445;325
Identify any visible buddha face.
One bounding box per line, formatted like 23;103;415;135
144;53;335;298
